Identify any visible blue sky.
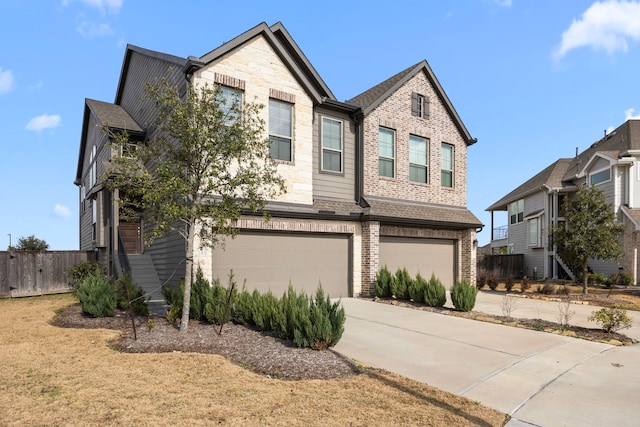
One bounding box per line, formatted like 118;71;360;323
2;0;640;249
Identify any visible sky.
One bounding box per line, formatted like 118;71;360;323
2;0;640;250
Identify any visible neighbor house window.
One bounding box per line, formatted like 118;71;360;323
378;127;395;178
528;217;539;246
411;92;429;118
269;99;293;162
590;168;611;186
89;145;97;188
441;143;454;187
509;199;524;224
219;86;243;124
321;117;343;173
92;199;97;241
409;135;428;183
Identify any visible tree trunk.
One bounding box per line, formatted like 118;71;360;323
582;261;589;295
180;224;196;333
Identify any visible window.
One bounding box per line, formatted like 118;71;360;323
219;86;243;123
378;128;395;177
441;143;454;187
92;199;97;241
411;92;429;118
89;145;97;188
409;135;428;183
528;217;539;246
321;117;343;172
590;168;611;186
269;99;293;162
509;199;524;224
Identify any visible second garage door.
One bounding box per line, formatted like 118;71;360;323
212;231;351;298
379;236;456;288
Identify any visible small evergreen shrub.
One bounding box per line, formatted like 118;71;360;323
504;275;515;292
67;261;107;293
520;276;531;292
374;266;394;298
588;307;633;333
114;273;149;316
77;273;116;317
588;273;609;286
274;285;310;341
450;279;478;312
232;288;253;326
251;290;279;332
476;269;488;290
408;272;427;304
424;273;447;307
486;272;498;291
611;271;634;287
392;267;412;300
294;287;345;350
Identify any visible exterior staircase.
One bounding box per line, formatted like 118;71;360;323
555;254;576;282
128;254;164;302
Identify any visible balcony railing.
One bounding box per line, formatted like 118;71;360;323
492;225;508;241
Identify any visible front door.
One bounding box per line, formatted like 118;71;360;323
119;221;142;254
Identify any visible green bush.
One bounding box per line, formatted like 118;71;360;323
114;273;149;316
251;290;279;332
392;267;412;300
588;307;633;333
588;272;610;286
611;271;634;287
274;285;310;341
424;273;447;307
374;266;394;298
409;272;427;304
77;273;116;317
67;261;107;293
450;279;478;312
294;287;345;350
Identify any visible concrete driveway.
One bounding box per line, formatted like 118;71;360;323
333;293;640;427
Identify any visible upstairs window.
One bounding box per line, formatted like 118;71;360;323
321;117;343;173
441;143;454;187
411;92;429;118
378;127;395;178
219;86;243;124
590;168;611;186
409;135;428;183
509;199;524;224
269;99;293;162
89;145;97;188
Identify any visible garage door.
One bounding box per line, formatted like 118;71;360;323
212;231;350;298
379;237;456;288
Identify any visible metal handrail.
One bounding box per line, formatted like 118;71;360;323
492;225;508;240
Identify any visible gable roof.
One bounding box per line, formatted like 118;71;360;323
74;99;144;185
347;61;475;145
185;22;335;104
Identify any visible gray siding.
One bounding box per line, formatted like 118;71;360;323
145;229;186;290
312;106;356;201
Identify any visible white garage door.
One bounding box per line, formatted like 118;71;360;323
379;237;456;288
212;231;350;298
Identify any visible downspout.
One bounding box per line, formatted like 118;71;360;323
352;110;365;205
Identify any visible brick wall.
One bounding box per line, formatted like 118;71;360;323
361;221;380;296
362;72;468;207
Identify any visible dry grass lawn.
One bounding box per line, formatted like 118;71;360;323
0;294;507;427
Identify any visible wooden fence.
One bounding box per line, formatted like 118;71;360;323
476;254;524;279
0;251;94;298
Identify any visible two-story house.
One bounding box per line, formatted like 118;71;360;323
75;22;482;301
487;119;640;284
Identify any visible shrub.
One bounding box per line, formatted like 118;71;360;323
612;271;634;287
374;266;394;298
504;275;515;292
588;273;609;286
520;276;531;292
294;286;345;350
251;290;279;332
392;267;412;300
424;273;447;307
540;283;557;295
114;273;149;316
588;307;633;333
486;272;498;291
476;269;487;290
450;279;478;312
232;288;253;326
67;261;107;293
408;272;427;304
274;285;310;342
77;273;116;317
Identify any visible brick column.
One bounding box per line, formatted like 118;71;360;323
458;229;477;285
361;221;380;296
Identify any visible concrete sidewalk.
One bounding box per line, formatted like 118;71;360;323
333;293;640;427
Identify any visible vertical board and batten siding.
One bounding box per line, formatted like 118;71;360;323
0;251;93;298
312;107;357;201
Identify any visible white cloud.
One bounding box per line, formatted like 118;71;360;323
495;0;512;7
76;21;113;38
554;1;640;59
625;108;640;119
25;114;62;132
0;67;15;95
53;204;71;218
63;0;123;14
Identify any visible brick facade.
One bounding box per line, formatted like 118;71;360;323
360;221;380;296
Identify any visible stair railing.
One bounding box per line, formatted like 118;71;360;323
117;227;131;276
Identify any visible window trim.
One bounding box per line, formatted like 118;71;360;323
378;127;396;178
320;116;344;174
526;211;544;247
269;98;294;163
409;134;429;184
509;199;524;225
89;144;97;189
441;143;454;188
589;167;611;186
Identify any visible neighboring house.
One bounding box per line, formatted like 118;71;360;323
487;119;640;284
75;22;482;301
